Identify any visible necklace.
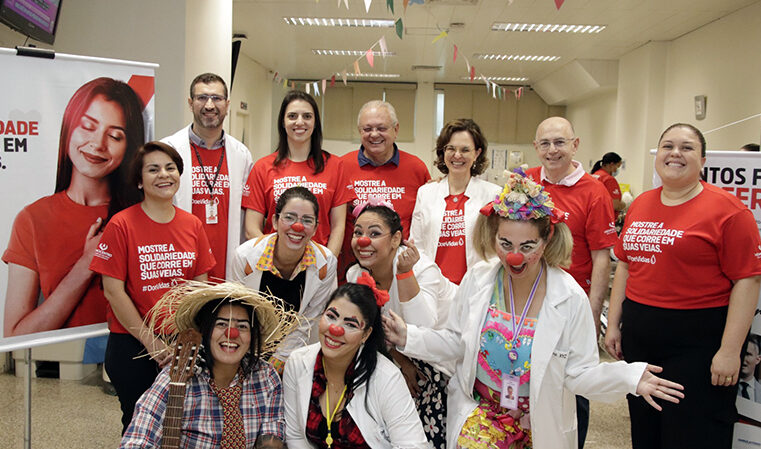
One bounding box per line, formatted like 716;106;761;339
506;263;544;362
323;361;347;448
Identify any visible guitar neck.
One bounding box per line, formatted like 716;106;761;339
160;382;188;449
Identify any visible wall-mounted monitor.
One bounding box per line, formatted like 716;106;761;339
0;0;62;45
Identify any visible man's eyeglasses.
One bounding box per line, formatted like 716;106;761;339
194;94;227;105
279;212;317;229
537;138;574;151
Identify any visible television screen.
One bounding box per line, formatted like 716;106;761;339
0;0;62;45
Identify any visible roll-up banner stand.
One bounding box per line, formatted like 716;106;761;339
0;47;156;354
651;149;761;447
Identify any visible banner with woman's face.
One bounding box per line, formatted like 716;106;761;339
0;48;156;346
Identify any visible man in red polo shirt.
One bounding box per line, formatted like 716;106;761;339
338;100;430;279
525;117;617;449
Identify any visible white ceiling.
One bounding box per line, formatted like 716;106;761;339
233;0;758;88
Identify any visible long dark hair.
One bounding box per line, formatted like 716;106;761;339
55;77;145;221
326;283;388;395
275;185;319;217
274;90;328;174
195;298;262;378
658;123;707;157
591;152;622;173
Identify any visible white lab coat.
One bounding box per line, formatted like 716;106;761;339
283;343;429;449
162;125;254;279
230;234;337;361
403;259;647;449
410;177;501;272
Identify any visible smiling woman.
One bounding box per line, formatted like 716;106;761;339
3;77;144;338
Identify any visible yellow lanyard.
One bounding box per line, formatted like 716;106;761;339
324;374;348;447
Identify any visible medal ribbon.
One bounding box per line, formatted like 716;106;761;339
506;263;544;359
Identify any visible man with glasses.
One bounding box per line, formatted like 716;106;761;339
162;73;253;280
525;116;617;449
339;100;430;279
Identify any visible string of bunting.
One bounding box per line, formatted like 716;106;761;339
273;0;547;98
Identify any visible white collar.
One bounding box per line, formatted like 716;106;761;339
540;161;585;186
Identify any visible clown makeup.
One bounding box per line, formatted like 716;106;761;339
495;219;546;279
319;297;371;363
209;304;252;372
274;197;317;253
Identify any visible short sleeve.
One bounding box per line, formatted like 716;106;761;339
193;221;216;277
3;207;38;271
330;156;356;208
718;209;761;280
242;159;270;214
585;193;617;251
89;218;129;281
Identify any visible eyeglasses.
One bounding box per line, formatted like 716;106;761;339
279;212;317;229
214;318;251;332
360;126;391;135
443;145;474;156
194;94;227;104
537;138;574;151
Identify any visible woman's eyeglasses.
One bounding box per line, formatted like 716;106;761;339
279;212;317;229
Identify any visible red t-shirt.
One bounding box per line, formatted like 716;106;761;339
435;193;468;284
190;142;228;280
338;149;431;278
614;182;761;309
242;152;354;246
525;166;617;292
3;191;108;330
592;169;622;200
89;204;216;334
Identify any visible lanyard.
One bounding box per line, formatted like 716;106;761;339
323;359;347;448
506;263;544;362
192;144;225;201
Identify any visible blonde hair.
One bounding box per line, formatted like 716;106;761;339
473;214;572;268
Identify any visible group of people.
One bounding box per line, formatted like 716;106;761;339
3;71;761;449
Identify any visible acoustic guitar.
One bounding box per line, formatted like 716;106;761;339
161;329;202;449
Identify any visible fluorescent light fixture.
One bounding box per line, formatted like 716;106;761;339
473;54;560;62
284;17;395;27
492;22;606;33
460;76;529;82
313;49;396;56
336;72;401;78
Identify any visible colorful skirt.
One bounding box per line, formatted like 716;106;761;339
457;381;531;449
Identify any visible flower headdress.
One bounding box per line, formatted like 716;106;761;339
480;167;565;224
352;195;395;218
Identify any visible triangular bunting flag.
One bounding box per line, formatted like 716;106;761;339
330;75;336;87
470;65;475;81
554;0;564;9
410;0;424;4
342;70;348;85
379;36;388;56
453;45;458;63
432;30;447;44
291;81;295;89
517;87;523;99
386;0;394;14
366;48;374;67
353;60;361;75
403;0;409;13
273;71;279;81
283;78;287;88
314;82;320;96
395;18;403;39
306;83;311;94
364;0;372;13
491;81;496;98
343;0;349;8
322;79;327;93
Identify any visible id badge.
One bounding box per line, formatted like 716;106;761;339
205;201;218;224
500;373;520;410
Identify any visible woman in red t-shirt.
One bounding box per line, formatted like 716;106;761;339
605;124;761;449
3;78;144;337
591;152;625;212
90;142;215;432
243;91;352;257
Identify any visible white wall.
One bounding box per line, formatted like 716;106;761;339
228;52;273;160
566;89;619;172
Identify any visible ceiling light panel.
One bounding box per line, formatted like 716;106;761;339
460;76;529;82
284;17;395;28
336;72;401;78
473;54;560;62
313;49;396;56
492;22;606;34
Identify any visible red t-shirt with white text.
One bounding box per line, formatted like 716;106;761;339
614;182;761;309
242;152;354;246
89;204;216;334
435;193;468;284
190;142;228;280
592;169;622;200
525;166;617;292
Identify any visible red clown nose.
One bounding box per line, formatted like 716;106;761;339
505;252;525;266
291;222;305;232
225;327;240;339
328;324;345;336
357;236;372;247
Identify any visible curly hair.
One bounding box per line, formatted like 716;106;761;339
433;118;489;176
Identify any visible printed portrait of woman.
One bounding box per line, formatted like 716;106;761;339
2;77;145;337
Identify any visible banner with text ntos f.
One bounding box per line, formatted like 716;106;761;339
0;48;156;347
